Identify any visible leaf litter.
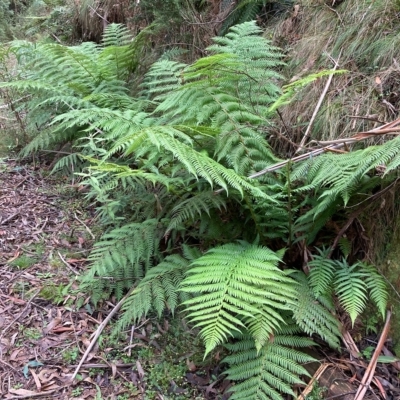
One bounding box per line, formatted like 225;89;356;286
2;157;400;400
0;158;230;400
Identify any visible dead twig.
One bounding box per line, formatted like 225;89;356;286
5;390;57;399
246;117;400;181
70;288;134;381
354;310;391;400
74;213;96;240
57;251;79;275
0;289;40;340
297;51;342;152
297;363;331;400
69;362;135;369
97;355;131;383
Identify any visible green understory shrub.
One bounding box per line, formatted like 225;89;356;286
0;21;391;399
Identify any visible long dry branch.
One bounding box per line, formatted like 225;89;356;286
297;52;341;152
354;311;391;400
248;117;400;180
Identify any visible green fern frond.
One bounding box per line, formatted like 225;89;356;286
291;272;341;349
308;248;336;298
112;125;269;198
219;2;264;35
334;260;368;326
141;59;186;101
180;242;296;356
51;153;85;174
81;219;162;302
359;262;388;319
224;333;315;400
101;23;132;47
114;253;192;333
20;127;84;157
165;191;227;234
338;237;352;259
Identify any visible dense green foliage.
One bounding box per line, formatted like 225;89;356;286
0;21;392;399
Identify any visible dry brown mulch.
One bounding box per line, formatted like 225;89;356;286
0;159;131;400
0;159;226;400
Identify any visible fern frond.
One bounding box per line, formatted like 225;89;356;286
359;262;388;320
224;333;315;400
291;272;341;349
308;248;336;298
114;253;192;333
112;125;270;198
81;219;162;302
180;242;296;356
101;23;132;47
334;260;368;326
20;127;84;156
165;191;227;234
51;153;85;174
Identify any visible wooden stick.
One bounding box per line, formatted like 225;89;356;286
74;213;96;240
297;52;341;152
354;310;391;400
70;288;134;381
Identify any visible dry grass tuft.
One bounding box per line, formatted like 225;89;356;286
266;0;400;154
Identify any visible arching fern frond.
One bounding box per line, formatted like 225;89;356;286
165;191;227;234
180;242;296;356
81;219;163;302
114;251;199;334
334;260;368;325
360;262;388;319
111;125;270;198
101;23;132;47
308;247;336;298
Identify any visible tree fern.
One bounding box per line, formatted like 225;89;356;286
180;242;297;355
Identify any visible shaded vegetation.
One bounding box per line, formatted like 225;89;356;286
1;0;400;398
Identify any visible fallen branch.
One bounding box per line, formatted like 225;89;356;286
70;288;134;381
297;52;341;152
247;117;400;180
5;390;57;400
57;251;79;275
0;289;40;340
297;363;331;400
74;213;96;240
354;310;391;400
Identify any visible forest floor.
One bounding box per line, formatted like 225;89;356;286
0;158;232;400
1;159;400;400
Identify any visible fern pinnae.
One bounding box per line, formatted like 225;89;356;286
114;253;191;334
165;190;227;234
359;262;388;319
307;248;336;297
181;242;296;356
334;260;368;325
291;272;341;349
224;333;315;400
